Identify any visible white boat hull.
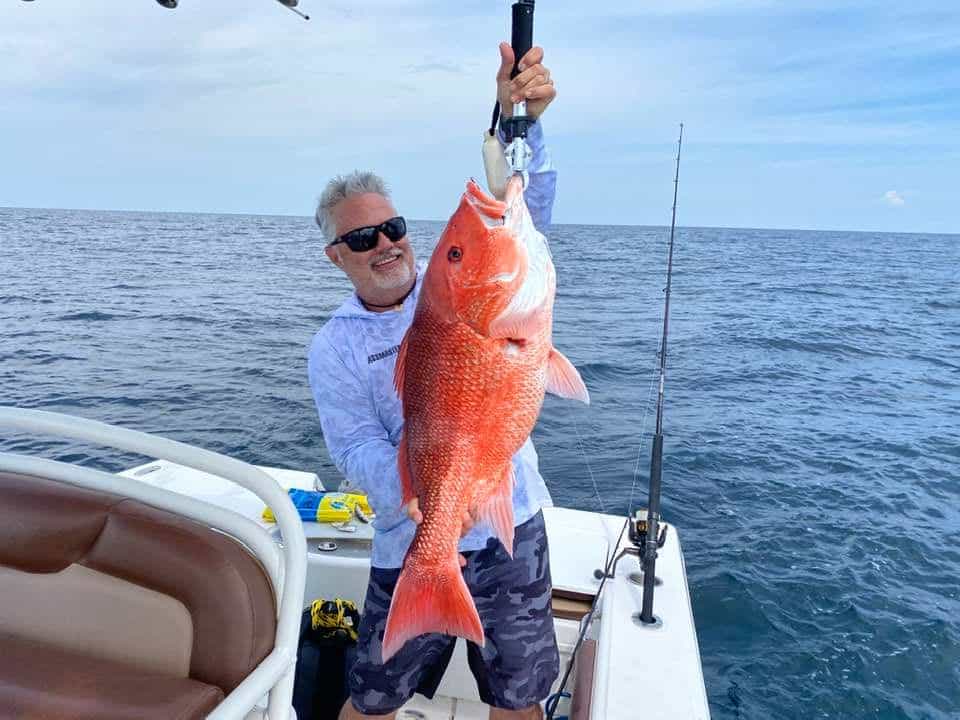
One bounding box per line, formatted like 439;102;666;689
119;459;710;720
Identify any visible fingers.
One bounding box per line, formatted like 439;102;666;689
459;553;468;568
518;46;544;71
461;510;475;536
496;41;515;81
510;65;552;103
512;63;550;87
524;83;556;103
405;497;423;525
499;43;543;80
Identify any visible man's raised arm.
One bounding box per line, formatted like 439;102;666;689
495;43;558;233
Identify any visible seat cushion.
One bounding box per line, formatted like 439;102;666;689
0;472;277;693
0;632;224;720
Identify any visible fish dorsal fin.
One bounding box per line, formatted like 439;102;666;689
394;328;410;400
546;348;590;404
474;466;516;557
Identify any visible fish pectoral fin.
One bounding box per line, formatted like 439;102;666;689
398;434;417;506
488;309;544;341
475;467;516;557
546;348;590;405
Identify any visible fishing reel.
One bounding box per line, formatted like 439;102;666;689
593;509;668;581
629;508;668;556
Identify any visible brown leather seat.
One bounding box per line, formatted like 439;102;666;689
0;633;224;720
0;471;278;719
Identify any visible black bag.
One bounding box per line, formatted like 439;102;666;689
292;599;361;720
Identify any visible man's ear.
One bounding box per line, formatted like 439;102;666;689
325;244;344;268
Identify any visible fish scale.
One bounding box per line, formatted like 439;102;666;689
380;178;589;662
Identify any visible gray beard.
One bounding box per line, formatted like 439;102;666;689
370;260;412;290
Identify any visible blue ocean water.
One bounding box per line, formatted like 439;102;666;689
1;206;958;719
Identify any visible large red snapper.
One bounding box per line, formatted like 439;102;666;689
381;176;589;662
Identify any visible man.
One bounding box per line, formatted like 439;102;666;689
308;43;559;720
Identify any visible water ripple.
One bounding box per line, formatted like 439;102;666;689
2;210;959;719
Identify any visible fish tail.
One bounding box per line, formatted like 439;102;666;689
381;559;484;662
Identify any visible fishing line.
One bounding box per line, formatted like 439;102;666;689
549;228;672;720
572;412;606;514
548;124;685;718
627;234;674;516
572;233;671;529
628;362;660;516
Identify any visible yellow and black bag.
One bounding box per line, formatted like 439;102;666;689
291;598;361;720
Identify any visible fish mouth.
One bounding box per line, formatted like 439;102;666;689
458;178;553;337
465;179;508;228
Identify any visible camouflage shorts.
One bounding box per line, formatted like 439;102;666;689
348;511;559;714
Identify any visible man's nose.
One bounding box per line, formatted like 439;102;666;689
373;231;394;252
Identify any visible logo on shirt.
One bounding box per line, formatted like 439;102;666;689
367;345;400;364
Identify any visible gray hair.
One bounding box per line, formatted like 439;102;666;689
315;170;392;243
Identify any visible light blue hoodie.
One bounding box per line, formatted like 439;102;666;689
308;122;557;569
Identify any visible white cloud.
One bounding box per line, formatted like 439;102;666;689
1;0;956;231
884;190;906;207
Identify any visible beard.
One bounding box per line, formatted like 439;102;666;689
369;251;413;290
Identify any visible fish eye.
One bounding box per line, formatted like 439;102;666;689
448;247;463;262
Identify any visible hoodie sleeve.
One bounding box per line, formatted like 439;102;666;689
498;120;557;233
307;332;408;531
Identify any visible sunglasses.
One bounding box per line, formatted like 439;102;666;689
329;216;407;252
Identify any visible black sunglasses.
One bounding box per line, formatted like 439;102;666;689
330;216;407;252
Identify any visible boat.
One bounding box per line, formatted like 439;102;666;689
7;2;707;715
0;405;709;719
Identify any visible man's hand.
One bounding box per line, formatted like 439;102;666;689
405;497;475;567
497;42;556;120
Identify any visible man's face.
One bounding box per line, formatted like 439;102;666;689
325;193;416;302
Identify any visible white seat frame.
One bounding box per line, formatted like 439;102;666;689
0;406;307;720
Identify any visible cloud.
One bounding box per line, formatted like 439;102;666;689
1;0;957;231
884;190;906;207
408;62;464;75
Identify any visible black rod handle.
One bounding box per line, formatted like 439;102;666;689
511;1;535;79
640;432;664;624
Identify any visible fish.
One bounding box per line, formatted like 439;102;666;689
380;176;589;662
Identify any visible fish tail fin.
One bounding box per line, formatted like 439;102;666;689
381;560;484;662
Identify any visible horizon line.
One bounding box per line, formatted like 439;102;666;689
1;204;956;238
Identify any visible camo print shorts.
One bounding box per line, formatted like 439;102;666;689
348;511;559;714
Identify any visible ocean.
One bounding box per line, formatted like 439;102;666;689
1;207;958;719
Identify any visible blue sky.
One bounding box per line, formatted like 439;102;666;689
1;0;957;233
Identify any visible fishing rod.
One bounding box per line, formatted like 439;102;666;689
502;0;536;178
545;125;685;719
635;121;684;625
483;0;535;197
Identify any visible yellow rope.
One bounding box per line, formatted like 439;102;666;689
310;598;359;642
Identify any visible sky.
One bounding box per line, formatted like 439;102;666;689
1;0;957;233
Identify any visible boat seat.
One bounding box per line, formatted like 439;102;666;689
0;471;278;719
0;632;224;720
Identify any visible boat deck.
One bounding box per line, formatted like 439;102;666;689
118;460;710;720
